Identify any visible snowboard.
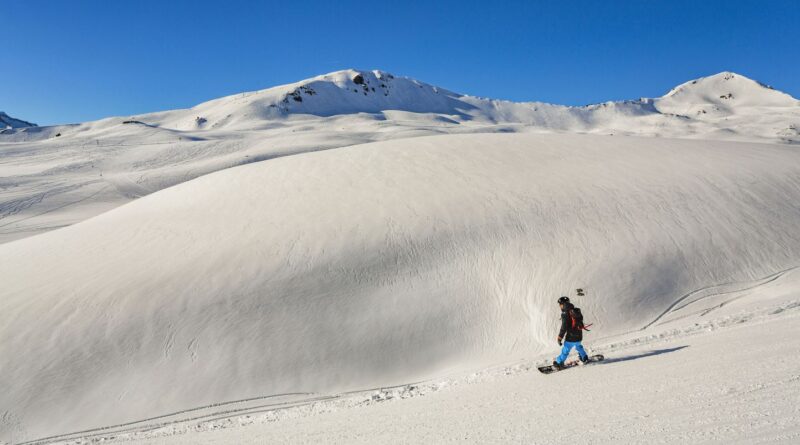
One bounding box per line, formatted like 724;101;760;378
537;354;604;374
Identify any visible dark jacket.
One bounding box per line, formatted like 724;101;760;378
558;302;583;342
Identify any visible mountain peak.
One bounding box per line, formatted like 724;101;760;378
184;68;468;128
265;68;465;116
306;68;397;83
658;71;797;112
0;111;37;129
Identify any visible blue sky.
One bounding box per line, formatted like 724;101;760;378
3;0;799;125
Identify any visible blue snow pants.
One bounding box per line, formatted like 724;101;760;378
556;341;588;364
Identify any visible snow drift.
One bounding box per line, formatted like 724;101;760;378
2;132;800;440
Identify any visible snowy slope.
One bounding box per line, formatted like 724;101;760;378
0;69;798;245
2;133;800;442
0;112;35;129
66;271;800;445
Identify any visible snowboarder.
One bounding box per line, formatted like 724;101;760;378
553;296;589;370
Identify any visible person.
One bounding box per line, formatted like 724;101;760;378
553;296;589;369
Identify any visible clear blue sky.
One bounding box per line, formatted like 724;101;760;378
4;0;799;125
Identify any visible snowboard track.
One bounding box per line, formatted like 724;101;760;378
19;379;431;445
19;265;800;445
640;264;800;330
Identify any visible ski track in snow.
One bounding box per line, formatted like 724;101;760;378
24;291;800;444
640;265;800;330
12;266;800;445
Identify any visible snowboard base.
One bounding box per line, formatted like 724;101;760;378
537;354;604;374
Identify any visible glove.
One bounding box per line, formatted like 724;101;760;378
557;337;563;346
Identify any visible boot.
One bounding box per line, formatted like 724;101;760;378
552;360;565;370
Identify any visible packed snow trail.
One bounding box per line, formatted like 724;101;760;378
2;133;800;441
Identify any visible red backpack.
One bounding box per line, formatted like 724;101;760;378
569;307;593;331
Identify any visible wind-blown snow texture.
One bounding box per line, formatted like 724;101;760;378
0;70;798;244
2;132;800;441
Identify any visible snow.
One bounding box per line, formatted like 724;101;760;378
659;71;797;111
0;112;35;129
9;257;800;444
2;70;800;443
2;132;800;443
0;69;798;244
146;290;800;444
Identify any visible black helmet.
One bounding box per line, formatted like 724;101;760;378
558;296;570;304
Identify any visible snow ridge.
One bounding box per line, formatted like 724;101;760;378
155;69;798;135
1;70;797;136
0;111;36;129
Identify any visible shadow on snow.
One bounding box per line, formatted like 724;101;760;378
598;345;689;365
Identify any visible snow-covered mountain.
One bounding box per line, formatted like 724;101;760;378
0;111;36;129
2;69;797;138
658;71;798;112
0;70;798;246
110;69;800;138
